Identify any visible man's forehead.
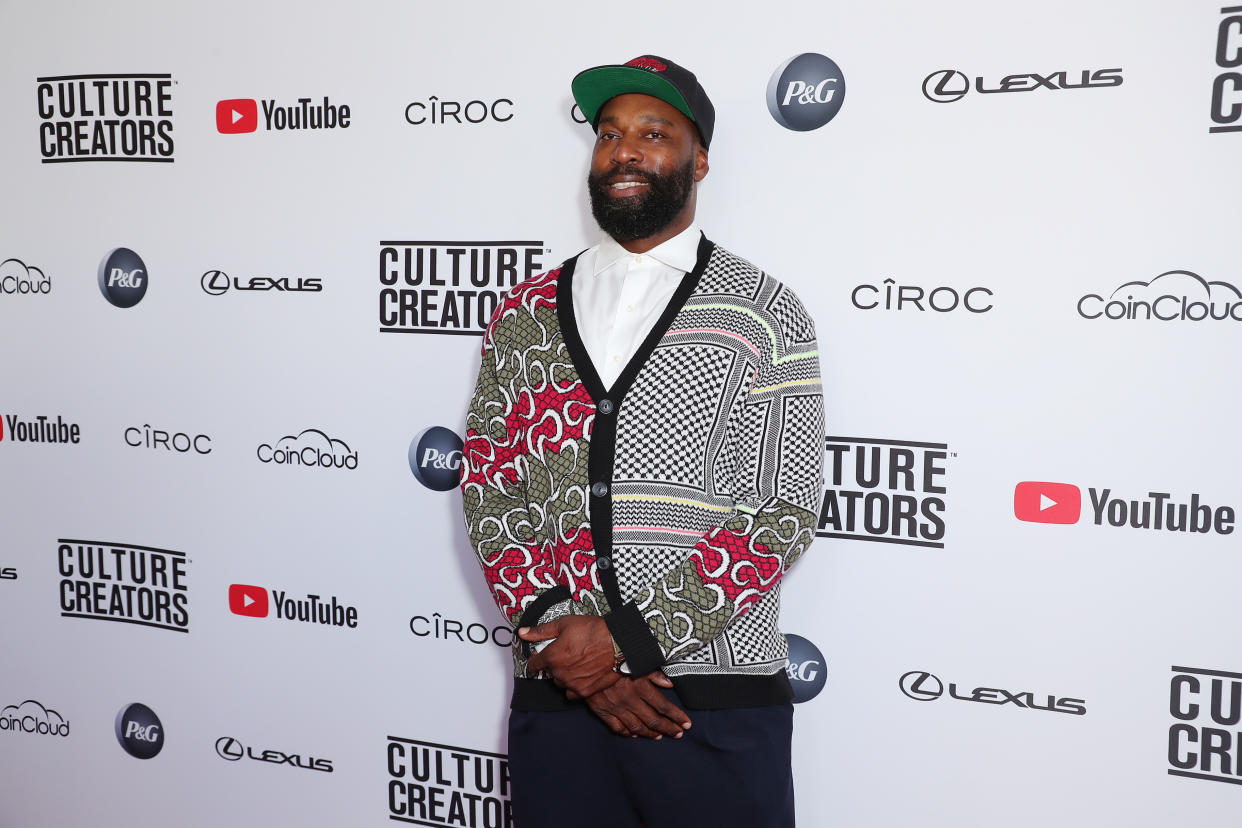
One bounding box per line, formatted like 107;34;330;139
597;94;694;127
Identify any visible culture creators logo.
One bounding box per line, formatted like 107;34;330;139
922;66;1122;103
215;736;333;773
37;73;174;162
1169;665;1242;785
1;700;70;738
784;634;826;703
116;703;164;759
257;428;358;470
1013;481;1235;535
0;258;51;296
1078;270;1242;322
899;670;1085;715
1210;7;1242;133
387;737;512;827
819;436;950;548
767;53;846;131
58;540;190;632
379;240;545;335
98;247;148;308
409;427;464;491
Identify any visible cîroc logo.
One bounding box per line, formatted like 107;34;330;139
784;634;827;703
1078;270;1242;322
767;53;846;131
116;703;164;759
98;247;148;308
409;426;464;491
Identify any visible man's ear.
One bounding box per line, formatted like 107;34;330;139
694;145;709;182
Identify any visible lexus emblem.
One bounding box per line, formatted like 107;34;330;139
899;670;944;700
922;70;969;103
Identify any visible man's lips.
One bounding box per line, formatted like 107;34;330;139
607;180;650;196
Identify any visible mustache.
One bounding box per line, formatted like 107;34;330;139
594;165;656;185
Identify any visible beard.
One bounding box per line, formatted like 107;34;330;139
587;156;696;242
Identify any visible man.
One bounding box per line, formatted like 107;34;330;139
461;55;824;827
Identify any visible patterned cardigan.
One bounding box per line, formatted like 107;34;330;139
461;235;824;710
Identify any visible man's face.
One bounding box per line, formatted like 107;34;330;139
587;93;708;243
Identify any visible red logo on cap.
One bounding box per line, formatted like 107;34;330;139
626;57;667;73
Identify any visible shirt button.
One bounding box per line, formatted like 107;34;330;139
597;557;612;571
626;304;635;312
613;354;622;362
592;482;609;497
598;399;614;414
635;255;644;264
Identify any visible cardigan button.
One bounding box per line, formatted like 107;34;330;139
597;556;612;570
592;482;609;497
598;399;614;414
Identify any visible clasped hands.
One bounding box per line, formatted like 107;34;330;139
520;615;692;741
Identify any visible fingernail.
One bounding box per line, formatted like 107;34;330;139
673;733;683;739
517;627;529;635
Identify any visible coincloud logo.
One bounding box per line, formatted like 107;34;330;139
409;426;464;491
784;634;827;703
98;247;148;308
1078;270;1242;322
0;258;51;295
767;53;846;131
115;702;164;759
257;428;358;470
1;699;70;737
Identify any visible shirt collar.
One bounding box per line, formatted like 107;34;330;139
593;222;701;277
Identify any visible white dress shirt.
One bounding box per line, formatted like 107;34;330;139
572;223;701;389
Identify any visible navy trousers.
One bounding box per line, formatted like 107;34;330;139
507;690;795;828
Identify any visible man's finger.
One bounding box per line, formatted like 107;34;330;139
517;620;561;642
648;670;675;689
596;711;627;737
635;679;692;731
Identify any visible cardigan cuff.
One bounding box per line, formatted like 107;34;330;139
515;585;571;658
604;601;665;677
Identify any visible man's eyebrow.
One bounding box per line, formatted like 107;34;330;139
598;114;678;128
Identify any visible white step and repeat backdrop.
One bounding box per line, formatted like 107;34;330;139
2;0;1239;825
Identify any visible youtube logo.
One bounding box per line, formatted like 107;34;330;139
229;583;269;617
1014;481;1081;524
216;99;257;134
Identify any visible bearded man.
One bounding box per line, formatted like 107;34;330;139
461;55;825;828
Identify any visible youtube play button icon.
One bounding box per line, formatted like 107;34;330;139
229;583;269;617
1014;481;1082;524
216;99;258;134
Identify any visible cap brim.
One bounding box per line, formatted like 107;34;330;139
571;65;695;127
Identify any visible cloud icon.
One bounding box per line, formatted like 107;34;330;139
1108;270;1242;302
274;428;354;457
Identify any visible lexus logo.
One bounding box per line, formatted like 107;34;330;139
922;70;969;103
201;270;229;296
215;736;244;761
899;670;944;700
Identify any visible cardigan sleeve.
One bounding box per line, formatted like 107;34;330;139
601;288;825;676
460;303;571;630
